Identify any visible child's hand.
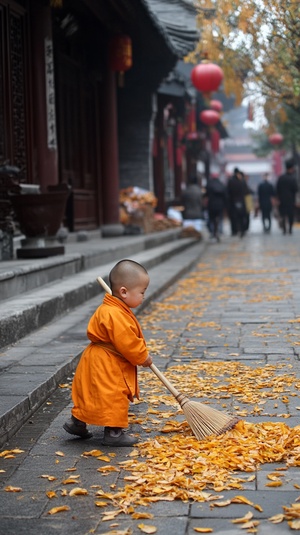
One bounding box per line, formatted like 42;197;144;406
141;355;153;367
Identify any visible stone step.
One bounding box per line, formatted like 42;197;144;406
0;229;183;301
0;234;200;349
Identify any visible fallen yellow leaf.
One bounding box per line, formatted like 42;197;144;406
212;500;231;507
231;496;254;506
94;501;108;507
132;513;154;519
240;520;259;529
288;519;300;529
4;486;22;492
47;505;70;515
82;449;103;457
62;477;80;485
137;524;157;534
268;514;284;523
46;491;57;499
69;487;88;496
232;511;253;524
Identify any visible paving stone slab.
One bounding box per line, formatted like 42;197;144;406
190;490;300;518
187;518;294;534
0;518;98;535
94;515;188;535
0;490;48;518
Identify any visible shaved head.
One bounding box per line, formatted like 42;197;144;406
109;259;149;293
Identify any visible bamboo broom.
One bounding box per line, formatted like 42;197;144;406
96;276;239;440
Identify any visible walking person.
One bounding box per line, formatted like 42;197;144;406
257;173;275;233
227;168;248;237
63;259;153;447
242;173;254;233
181;175;203;233
206;174;227;242
276;159;298;235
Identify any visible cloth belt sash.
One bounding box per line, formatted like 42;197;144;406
92;341;127;362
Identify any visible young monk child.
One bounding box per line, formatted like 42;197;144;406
63;259;153;447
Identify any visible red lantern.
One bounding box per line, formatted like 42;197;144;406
109;35;132;72
200;109;220;126
191;63;224;93
269;133;283;145
210;99;223;113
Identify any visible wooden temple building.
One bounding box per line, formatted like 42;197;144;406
0;0;207;238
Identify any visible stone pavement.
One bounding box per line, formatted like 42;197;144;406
1;216;300;535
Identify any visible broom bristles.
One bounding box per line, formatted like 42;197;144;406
180;399;240;440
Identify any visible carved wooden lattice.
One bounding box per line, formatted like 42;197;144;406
10;12;27;179
0;9;4;162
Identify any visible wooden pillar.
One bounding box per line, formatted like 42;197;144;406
100;69;123;236
174;146;183;200
31;1;58;189
152;99;166;213
153;133;166;213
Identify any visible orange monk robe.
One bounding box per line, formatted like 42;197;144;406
71;294;149;428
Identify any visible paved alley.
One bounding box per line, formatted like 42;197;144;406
1;217;300;535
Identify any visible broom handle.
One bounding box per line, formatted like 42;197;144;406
148;363;181;399
96;276;182;400
97;276;111;294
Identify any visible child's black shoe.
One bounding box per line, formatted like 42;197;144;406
63;416;93;439
101;427;138;447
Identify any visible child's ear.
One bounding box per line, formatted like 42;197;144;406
119;286;127;298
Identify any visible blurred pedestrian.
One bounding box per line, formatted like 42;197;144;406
257;173;275;233
242;173;254;233
181;175;203;233
276;159;298;235
227;168;248;237
206;174;227;242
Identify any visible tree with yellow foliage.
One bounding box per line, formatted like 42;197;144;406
187;0;300;115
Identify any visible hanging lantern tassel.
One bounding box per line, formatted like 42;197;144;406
176;146;182;166
188;106;197;133
109;35;132;87
211;129;220;153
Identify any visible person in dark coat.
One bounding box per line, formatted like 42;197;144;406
242;172;254;233
206;174;227;242
276;159;298;235
181;175;203;229
257;173;275;232
227;168;248;237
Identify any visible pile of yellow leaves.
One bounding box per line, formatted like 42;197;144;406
88;420;300;508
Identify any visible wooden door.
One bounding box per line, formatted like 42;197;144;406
55;54;101;231
0;0;31;179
